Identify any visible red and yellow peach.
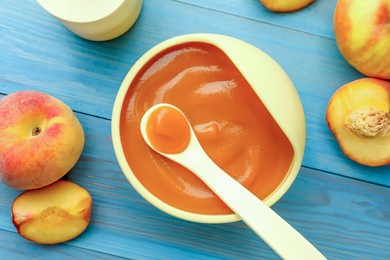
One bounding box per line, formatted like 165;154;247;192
334;0;390;79
0;90;84;190
260;0;314;12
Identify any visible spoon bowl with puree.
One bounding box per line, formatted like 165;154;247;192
140;103;325;260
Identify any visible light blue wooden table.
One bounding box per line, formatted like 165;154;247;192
1;0;389;259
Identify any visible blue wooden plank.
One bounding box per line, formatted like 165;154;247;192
0;0;353;122
178;0;337;39
1;112;388;259
0;230;126;259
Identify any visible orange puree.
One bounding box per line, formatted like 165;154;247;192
146;106;191;154
120;42;294;215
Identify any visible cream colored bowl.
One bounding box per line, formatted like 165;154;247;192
37;0;142;41
112;34;306;223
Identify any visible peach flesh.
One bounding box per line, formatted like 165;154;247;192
12;180;92;244
326;78;390;166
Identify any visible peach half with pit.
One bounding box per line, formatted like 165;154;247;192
260;0;314;12
326;78;390;166
0;90;85;190
12;180;92;244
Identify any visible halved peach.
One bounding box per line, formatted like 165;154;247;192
326;78;390;166
260;0;314;12
12;180;92;244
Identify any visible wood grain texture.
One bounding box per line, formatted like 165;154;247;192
0;0;389;259
0;230;126;260
177;0;337;39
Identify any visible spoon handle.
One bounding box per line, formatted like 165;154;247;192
183;150;325;259
141;103;324;259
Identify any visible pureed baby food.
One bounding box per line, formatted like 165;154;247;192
120;42;294;215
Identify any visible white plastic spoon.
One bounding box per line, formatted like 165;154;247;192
140;103;325;260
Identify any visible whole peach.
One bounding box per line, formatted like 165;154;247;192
260;0;314;12
334;0;390;79
0;91;84;190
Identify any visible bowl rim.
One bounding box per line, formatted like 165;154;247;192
111;33;306;224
